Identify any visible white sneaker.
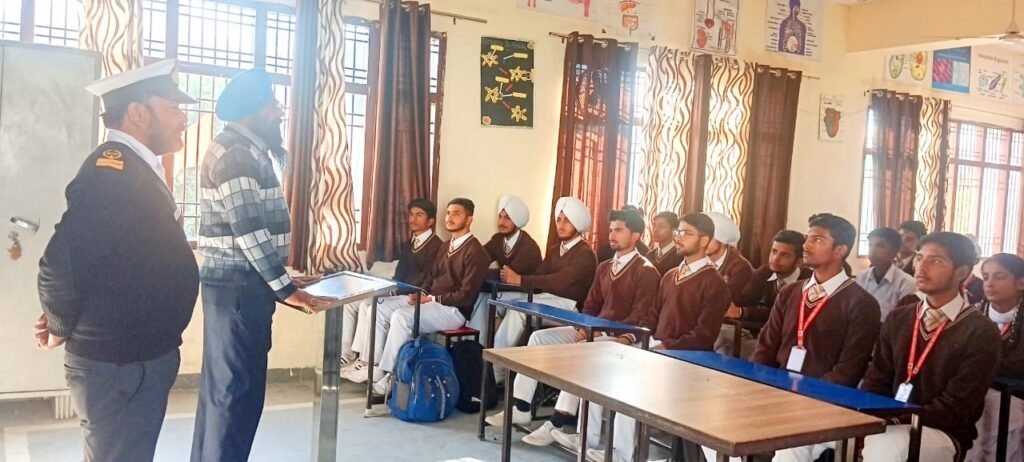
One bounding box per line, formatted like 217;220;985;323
521;421;557;446
339;361;368;383
550;428;581;449
585;448;605;462
371;373;392;396
484;407;531;427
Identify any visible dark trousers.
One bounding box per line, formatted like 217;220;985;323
190;276;275;462
65;348;180;462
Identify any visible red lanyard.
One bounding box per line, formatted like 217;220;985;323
905;304;950;384
796;289;830;349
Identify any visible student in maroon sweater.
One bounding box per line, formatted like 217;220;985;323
491;197;598;350
716;229;810;357
650;213;731;351
704;211;754;304
485;209;660;452
897;220;927;276
646;211;685;276
369;198;490;395
751;213;880;385
966;253;1024;462
341;199;442;376
466;195;542;334
777;233;1001;462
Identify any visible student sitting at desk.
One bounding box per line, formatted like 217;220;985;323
856;227;918;323
751;213;881;385
705;214;881;462
340;199;443;382
704;211;755;304
466;195;542;334
645;211;685;276
715;229;810;357
366;198;490;395
490;197;598;352
966;253;1024;462
483;209;660;449
776;232;1001;462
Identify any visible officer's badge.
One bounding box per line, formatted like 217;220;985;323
96;149;124;171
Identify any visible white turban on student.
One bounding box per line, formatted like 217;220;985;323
554;197;591;233
497;195;530;229
704;211;741;246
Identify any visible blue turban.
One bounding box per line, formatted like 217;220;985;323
215;69;275;122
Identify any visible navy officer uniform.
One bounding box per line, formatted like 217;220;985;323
36;60;200;462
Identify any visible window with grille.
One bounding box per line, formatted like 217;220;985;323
856;109;878;256
944;120;1023;257
4;0;83;46
626;68;649;205
343;18;447;245
0;0;21;41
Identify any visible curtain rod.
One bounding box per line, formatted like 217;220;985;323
762;67;820;81
548;32;636;49
357;0;487;24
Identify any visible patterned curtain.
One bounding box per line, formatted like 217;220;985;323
285;0;362;273
635;47;700;230
914;97;951;231
703;57;754;222
79;0;144;77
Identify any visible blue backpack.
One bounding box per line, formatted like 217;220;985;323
386;337;460;422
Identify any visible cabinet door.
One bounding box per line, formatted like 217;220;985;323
0;45;100;394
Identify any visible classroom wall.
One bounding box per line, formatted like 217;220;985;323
177;0;1024;373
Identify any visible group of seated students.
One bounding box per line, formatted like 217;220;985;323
332;194;1024;462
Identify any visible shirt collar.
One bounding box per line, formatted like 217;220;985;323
656;242;675;256
612;248;639;268
504;229;521;249
988;305;1018;326
562;235;583;251
680;256;710;273
713;249;728;270
106;129;164;182
227;123;269;152
769;267;802;285
897;254;915;267
803;270;850;297
412;229;434;247
922;293;967;321
450;232;473;251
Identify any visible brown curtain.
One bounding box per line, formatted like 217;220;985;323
683;55;713;213
914;97;951;232
737;65;802;268
870;90;923;229
363;0;432;265
284;0;319;271
548;33;638;250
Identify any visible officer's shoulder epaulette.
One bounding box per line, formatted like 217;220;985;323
95;148;125;171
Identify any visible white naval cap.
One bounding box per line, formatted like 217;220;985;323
553;197;591;233
703;211;741;246
85;59;197;109
498;195;530;228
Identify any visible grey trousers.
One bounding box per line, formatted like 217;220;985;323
65;349;180;462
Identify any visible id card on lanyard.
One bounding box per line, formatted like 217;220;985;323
897;303;951;403
787;289;830;373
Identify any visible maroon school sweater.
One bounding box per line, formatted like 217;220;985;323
718;250;754;305
861;300;1001;452
652;265;732;350
422;236;490;319
520;241;597;308
751;278;881;387
646;245;685;277
483;230;543;279
581;254;662;332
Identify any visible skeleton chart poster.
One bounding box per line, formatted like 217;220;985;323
516;0;654;37
481;37;535;128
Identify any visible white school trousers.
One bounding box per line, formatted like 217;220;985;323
342;300;371;360
369;296;466;372
713;323;757;359
467;291;524;335
771;424;956;462
965;389;1024;462
492;292;578;349
510;326;619;414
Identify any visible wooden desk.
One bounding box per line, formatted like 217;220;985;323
477;300;652;441
301;271;397;462
484;342;885;462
